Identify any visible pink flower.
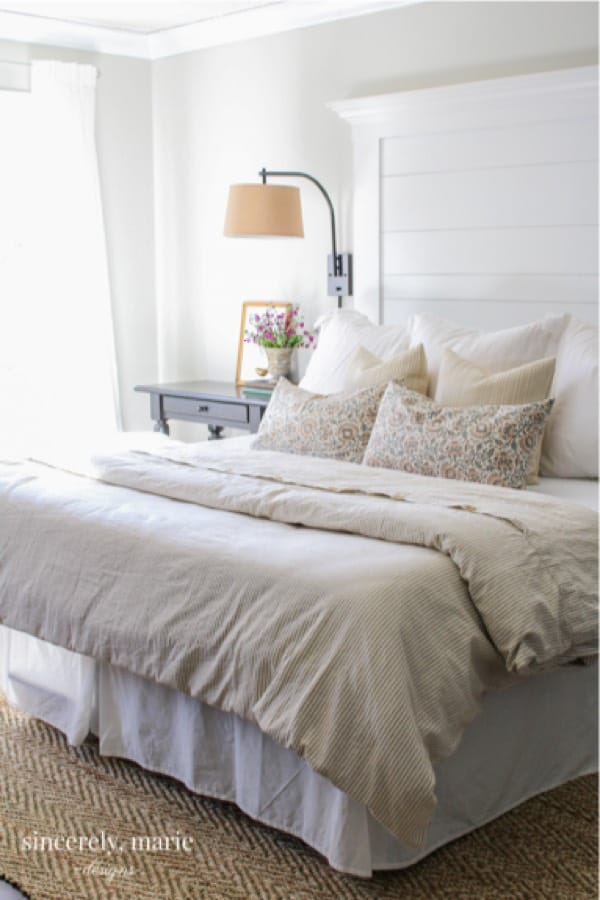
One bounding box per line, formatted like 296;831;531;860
244;304;314;349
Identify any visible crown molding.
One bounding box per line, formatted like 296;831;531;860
329;65;599;127
0;1;417;60
0;9;153;58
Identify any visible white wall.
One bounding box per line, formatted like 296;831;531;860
1;2;597;439
152;1;598;440
0;39;156;431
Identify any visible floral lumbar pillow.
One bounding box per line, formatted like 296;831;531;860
342;344;428;395
435;349;556;484
253;377;386;464
363;382;554;489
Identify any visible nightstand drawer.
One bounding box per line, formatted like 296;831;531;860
136;380;268;438
162;396;249;425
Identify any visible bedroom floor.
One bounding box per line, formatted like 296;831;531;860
1;690;597;899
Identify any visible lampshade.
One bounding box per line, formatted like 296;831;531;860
224;183;304;237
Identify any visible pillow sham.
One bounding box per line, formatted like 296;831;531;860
435;349;556;407
410;312;568;397
299;310;411;394
343;344;428;394
253;377;386;463
541;317;598;478
363;382;555;489
435;349;556;483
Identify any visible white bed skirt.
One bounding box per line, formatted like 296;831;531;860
0;624;596;877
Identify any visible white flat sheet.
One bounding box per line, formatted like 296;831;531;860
531;476;598;510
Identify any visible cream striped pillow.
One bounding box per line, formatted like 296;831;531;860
435;349;556;483
343;344;428;395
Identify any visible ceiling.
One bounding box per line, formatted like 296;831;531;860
0;1;276;35
0;0;412;58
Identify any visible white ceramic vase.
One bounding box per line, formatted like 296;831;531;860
266;347;293;380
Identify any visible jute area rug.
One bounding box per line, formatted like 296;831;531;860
0;694;597;900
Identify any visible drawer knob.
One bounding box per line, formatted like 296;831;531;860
198;404;209;413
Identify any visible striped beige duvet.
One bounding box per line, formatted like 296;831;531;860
0;443;596;848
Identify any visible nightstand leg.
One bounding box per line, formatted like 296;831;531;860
154;419;170;435
249;405;264;433
208;424;224;440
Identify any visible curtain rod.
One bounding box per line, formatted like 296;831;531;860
0;59;101;77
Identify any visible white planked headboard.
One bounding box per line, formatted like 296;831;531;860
331;66;598;329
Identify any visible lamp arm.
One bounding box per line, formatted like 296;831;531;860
259;168;339;274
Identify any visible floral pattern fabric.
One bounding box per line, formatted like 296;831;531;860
363;382;554;489
253;378;386;464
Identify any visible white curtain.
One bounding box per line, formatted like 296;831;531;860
0;61;120;455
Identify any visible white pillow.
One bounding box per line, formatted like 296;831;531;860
541;317;598;478
300;310;411;394
410;313;569;397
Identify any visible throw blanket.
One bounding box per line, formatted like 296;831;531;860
0;443;596;848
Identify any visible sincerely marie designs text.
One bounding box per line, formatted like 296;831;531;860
21;830;194;854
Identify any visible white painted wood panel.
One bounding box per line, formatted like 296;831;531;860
382;274;598;305
381;118;598;175
382;162;597;231
383;226;597;276
383;297;598;330
331;66;599;327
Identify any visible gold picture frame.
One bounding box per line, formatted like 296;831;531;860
236;301;292;385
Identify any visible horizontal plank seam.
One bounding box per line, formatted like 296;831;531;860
384;297;596;305
383;272;599;277
382;224;599;234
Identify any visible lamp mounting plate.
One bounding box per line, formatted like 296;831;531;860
328;253;352;303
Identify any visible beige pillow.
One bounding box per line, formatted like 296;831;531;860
363;382;555;490
253;377;386;464
343;344;428;395
435;349;556;483
436;349;556;405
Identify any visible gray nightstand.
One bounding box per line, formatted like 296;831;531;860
135;380;270;439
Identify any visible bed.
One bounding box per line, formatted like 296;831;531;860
1;65;598;879
0;407;597;877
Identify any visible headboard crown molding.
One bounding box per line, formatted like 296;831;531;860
329;65;598;127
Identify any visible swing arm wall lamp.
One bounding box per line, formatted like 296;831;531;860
224;167;352;308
